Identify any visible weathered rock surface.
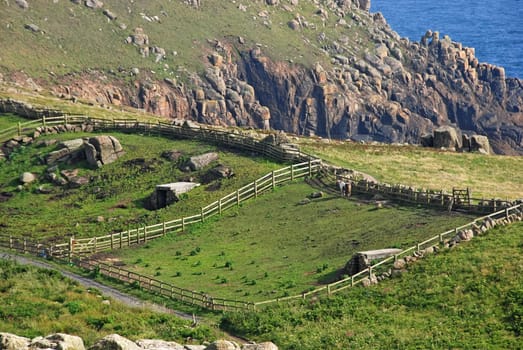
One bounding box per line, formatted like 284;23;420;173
182;152;219;171
89;334;140;350
4;1;522;155
20;172;37;184
0;332;30;350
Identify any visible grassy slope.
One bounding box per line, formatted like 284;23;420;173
0;0;371;79
0;131;282;240
300;140;523;200
221;221;523;349
109;182;473;301
0;259;215;346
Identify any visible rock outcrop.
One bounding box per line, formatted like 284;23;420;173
0;333;278;350
4;1;522;155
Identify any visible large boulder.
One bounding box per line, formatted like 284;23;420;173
45;333;85;350
433;126;462;149
242;342;278;350
135;339;184;350
88;334;140;350
470;135;491;154
85;0;103;9
85;136;124;168
20;172;36;184
183;152;219;171
204;340;240;350
0;333;30;350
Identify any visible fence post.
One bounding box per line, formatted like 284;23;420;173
416;243;421;252
309;160;313;177
254;180;258;198
368;266;372;278
111;234;114;250
219;198;222;214
94;237;97;253
127;229;131;247
69;236;74;263
441;190;444;206
236;190;240;206
201;208;204;222
42;116;46;127
17;122;22;136
426;190;430;204
9;235;13;250
327;284;331;296
182;217;185;231
23;238;27;253
271;171;275;189
120;231;123;249
351;275;354;286
505;207;510;220
144;226;148;242
163;222;166;236
439;233;444;243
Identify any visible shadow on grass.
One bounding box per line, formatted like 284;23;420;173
317;267;346;285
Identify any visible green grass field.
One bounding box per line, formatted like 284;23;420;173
0;131;282;240
220;221;523;349
300;140;523;200
0;259;216;346
107;182;474;301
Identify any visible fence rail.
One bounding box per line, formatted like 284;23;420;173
77;259;255;311
253;203;523;307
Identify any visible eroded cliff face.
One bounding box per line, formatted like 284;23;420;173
25;0;522;155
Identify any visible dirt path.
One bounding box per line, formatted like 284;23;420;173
0;252;197;321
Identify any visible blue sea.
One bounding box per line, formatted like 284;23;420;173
371;0;523;78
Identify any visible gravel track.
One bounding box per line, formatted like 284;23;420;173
0;252;197;321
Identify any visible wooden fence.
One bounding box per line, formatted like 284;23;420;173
253;202;523;307
76;259;255;311
0;115;313;163
1;203;521;311
331;174;514;214
49;159;322;259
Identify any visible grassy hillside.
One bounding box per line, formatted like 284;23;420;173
0;130;282;240
0;259;215;346
300;140;523;200
221;221;523;349
108;182;473;301
0;0;371;78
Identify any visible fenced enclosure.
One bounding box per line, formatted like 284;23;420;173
0;115;313;163
1;114;522;312
49;159;322;259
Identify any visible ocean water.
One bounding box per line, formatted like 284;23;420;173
371;0;523;78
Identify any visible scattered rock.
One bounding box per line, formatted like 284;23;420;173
20;172;36;184
298;198;311;205
0;332;30;350
470;135;491;154
88;334;140;350
15;0;29;9
45;333;85;350
242;343;279;350
103;9;117;20
161;150;183;162
182;152;219;171
85;0;103;9
69;176;90;188
308;191;324;199
205;340;241;350
433;126;462;149
136;339;184;350
24;24;40;33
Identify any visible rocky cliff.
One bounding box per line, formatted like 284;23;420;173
1;0;521;154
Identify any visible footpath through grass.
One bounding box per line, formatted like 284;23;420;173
0;259;216;346
220;221;523;349
0;131;282;240
300;140;523;200
108;182;474;302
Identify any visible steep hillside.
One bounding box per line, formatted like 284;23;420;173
0;0;522;154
